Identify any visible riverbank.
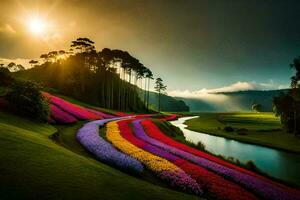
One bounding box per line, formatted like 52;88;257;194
184;112;300;153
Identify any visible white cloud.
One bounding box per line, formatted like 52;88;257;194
168;80;289;99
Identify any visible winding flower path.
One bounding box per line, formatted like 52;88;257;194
76;117;144;174
75;113;300;200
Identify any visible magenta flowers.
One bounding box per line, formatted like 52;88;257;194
43;92;116;124
49;104;77;124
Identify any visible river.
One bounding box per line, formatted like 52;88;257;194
170;116;300;185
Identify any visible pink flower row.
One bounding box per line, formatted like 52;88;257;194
43;92;115;124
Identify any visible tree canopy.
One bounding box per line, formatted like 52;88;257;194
154;77;167;112
273;55;300;135
17;38;155;112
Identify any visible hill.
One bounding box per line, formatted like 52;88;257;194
139;90;190;112
0;111;198;200
175;89;288;112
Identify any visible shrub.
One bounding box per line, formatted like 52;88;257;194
224;126;234;132
5;80;49;121
195;141;206;151
245;160;258;171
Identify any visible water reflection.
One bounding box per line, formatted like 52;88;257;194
171;116;300;185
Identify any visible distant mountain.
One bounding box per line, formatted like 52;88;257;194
174;89;288;112
139;91;189;112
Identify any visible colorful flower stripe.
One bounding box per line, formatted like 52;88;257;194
163;114;178;121
43;92;103;120
106;120;202;195
115;112;133;117
76;117;143;174
130;119;258;200
49;104;77;123
134;114;155;119
141;119;300;200
85;108;115;119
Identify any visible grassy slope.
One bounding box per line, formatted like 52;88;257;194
0;112;199;200
185;112;300;153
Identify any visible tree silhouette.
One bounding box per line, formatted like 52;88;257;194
40;54;50;63
154;77;167;112
145;68;153;111
274;55;300;135
16;64;25;71
251;103;262;112
29;60;38;68
71;37;95;53
18;38;158;112
290;56;300;88
7;62;16;71
290;56;300;135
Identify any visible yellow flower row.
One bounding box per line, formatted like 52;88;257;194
106;121;181;173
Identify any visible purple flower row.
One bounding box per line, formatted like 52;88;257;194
76;118;143;174
132;119;300;200
160;170;202;195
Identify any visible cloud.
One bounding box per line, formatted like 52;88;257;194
168;80;289;99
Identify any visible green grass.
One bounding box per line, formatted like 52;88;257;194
185;112;300;153
52;122;93;157
0;111;200;200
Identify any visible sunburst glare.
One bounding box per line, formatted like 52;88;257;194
27;18;46;35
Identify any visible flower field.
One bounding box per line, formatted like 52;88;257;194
76;117;143;174
73;108;300;199
106;120;202;195
43;93;119;124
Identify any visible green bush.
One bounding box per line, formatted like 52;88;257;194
5;80;49;121
195;141;206;151
245;160;258;171
224;126;234;132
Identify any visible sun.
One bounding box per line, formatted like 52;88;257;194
27;18;46;35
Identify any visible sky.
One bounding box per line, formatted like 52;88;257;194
0;0;300;97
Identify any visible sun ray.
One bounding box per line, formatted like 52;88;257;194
27;18;46;35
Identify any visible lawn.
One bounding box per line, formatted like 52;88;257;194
0;111;199;200
184;112;300;153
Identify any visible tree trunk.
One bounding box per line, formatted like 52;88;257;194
144;78;147;107
158;91;161;113
111;73;114;109
294;102;297;136
147;78;150;111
